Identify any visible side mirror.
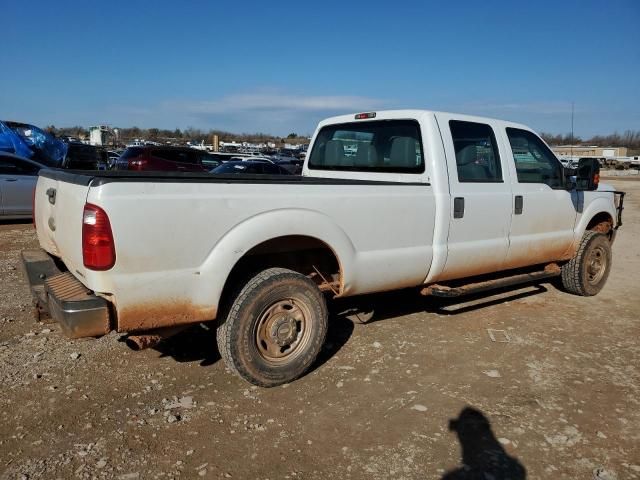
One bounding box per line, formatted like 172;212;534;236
576;158;600;191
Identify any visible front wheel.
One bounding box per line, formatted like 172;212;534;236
561;231;612;296
216;268;328;387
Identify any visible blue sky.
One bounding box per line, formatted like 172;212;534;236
2;0;638;137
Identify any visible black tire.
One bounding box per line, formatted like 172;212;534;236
561;231;612;296
216;268;328;387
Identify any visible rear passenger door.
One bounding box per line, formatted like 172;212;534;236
502;128;578;267
437;115;513;280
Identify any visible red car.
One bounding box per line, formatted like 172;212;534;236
119;146;220;172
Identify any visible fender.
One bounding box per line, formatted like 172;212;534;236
196;208;357;309
576;194;616;237
566;193;617;257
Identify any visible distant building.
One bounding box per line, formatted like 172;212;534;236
552;145;628;159
89;125;118;146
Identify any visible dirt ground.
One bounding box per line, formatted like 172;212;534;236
1;178;638;480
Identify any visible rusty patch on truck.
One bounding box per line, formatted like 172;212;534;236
117;301;217;333
500;243;573;274
591;220;613;234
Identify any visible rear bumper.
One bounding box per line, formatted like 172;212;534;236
21;249;112;338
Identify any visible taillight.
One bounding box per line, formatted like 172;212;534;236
128;157;148;170
82;203;115;270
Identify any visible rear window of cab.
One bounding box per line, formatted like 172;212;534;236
308;120;424;173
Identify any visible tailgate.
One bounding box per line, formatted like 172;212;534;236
34;170;91;279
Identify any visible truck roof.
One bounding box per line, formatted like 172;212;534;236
317;109;531;132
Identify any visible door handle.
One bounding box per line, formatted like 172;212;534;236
453;197;465;219
4;178;18;182
514;195;523;215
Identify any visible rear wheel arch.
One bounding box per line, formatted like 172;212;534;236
199;209;356;316
218;235;343;316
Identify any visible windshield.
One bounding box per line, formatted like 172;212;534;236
120;147;145;159
308;120;424;173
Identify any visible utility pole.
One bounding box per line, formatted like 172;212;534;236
570;101;574;160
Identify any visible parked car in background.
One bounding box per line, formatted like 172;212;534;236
0;152;45;219
210;160;292;175
117;146;220;172
106;150;122;168
228;156;275;163
271;152;299;163
0;120;67;167
274;157;304;174
63;143;109;170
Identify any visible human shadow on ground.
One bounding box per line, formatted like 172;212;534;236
442;406;526;480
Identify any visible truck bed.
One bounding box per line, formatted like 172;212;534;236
34;168;436;333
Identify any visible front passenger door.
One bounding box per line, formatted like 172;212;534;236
502;128;578;268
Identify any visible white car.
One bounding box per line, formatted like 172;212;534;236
23;110;624;386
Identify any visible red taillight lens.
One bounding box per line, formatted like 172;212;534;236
128;157;148;170
82;203;116;270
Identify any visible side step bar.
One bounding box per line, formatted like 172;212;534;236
421;263;561;298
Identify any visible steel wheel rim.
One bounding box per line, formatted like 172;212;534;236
254;297;313;365
586;245;607;285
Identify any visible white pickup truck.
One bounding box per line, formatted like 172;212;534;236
23;110;625;386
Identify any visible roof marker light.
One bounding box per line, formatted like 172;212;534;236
355;112;376;120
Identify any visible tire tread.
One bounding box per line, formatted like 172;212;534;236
561;231;610;296
216;268;327;387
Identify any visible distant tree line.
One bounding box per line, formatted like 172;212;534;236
44;125;308;146
43;125;640;152
540;130;640;150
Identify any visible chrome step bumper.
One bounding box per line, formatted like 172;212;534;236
21;249;111;338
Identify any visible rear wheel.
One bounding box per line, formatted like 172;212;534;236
561;231;612;296
217;268;328;387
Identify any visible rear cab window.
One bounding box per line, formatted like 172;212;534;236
308;120;424;173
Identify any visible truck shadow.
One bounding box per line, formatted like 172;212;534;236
149;281;549;370
441;406;527;479
151;315;355;372
152;323;221;366
333;282;550;326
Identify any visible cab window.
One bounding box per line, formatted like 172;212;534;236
506;128;564;188
450;121;502;182
308;120;424;173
